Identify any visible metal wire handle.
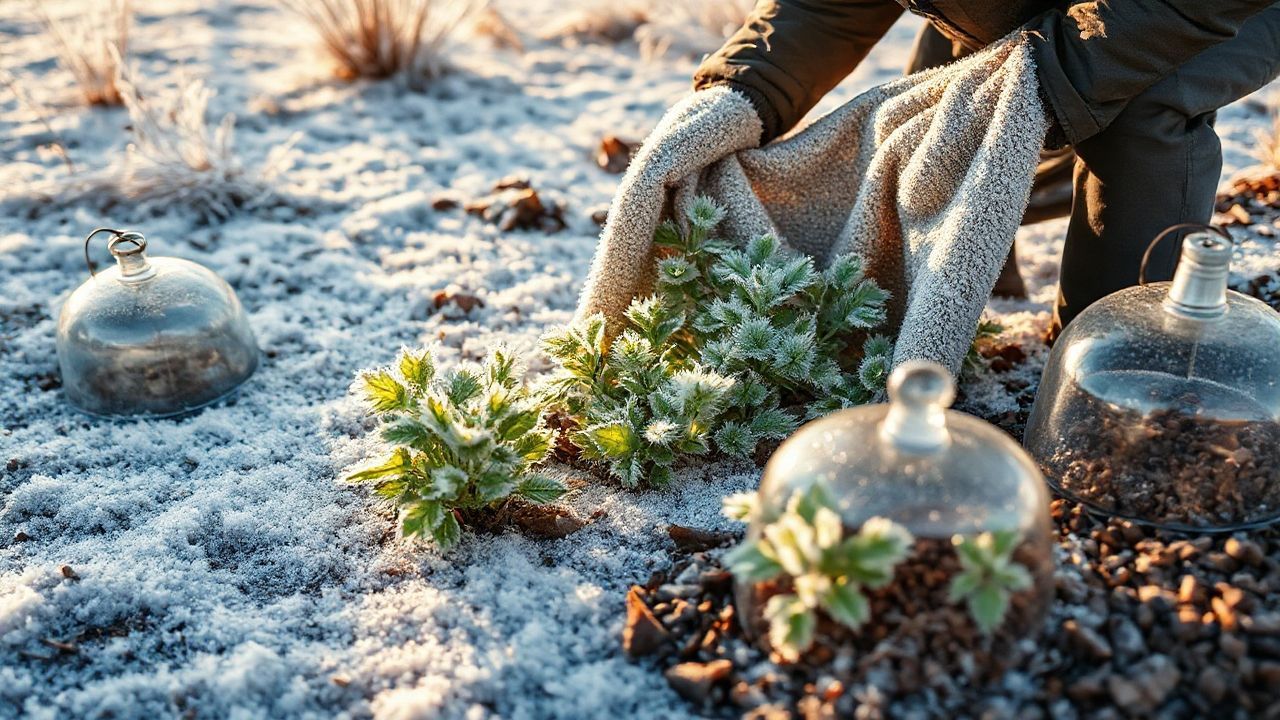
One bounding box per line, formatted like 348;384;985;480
84;227;145;277
1137;222;1232;286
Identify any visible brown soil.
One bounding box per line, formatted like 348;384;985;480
1046;389;1280;529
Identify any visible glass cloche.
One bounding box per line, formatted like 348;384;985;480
56;228;259;418
731;361;1053;668
1025;226;1280;531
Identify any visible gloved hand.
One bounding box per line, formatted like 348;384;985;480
574;85;763;329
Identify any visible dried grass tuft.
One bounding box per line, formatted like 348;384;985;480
544;1;648;43
279;0;483;85
545;0;749;59
1257;111;1280;173
33;0;132;106
635;0;752;60
75;57;297;221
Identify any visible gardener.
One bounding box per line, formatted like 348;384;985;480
663;1;1280;337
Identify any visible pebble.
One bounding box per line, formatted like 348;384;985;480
1204;552;1239;575
1196;666;1227;703
1225;538;1264;566
656;584;701;601
1064;620;1112;660
1178;575;1206;605
1108;655;1181;714
1220;632;1247;660
623;587;670;658
1109;616;1146;661
1258;661;1280;686
665;659;733;703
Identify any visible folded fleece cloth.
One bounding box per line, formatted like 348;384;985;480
575;34;1051;375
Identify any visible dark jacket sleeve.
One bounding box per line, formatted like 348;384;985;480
1031;1;1277;145
693;0;905;143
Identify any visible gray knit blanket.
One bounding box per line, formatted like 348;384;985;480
576;35;1050;374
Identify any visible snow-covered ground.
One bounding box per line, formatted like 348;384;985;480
1;1;1277;718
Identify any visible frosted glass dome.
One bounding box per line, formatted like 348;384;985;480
56;229;259;418
736;361;1054;657
1025;229;1280;531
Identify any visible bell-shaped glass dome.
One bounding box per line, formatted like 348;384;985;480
56;229;259;418
732;361;1053;665
1025;230;1280;531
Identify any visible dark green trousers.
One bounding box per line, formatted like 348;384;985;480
912;8;1280;332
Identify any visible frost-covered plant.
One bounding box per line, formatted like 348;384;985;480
654;199;892;420
348;346;567;548
542;197;892;486
723;485;914;662
87;62;295;221
280;0;482;85
541;311;737;487
947;530;1032;634
34;0;131;106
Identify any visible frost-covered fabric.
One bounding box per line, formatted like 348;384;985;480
574;85;763;332
578;35;1050;373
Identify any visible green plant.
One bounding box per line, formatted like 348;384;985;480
947;529;1033;634
963;318;1004;376
654;199;893;419
348;346;566;548
722;485;914;662
540;310;737;487
541;197;893;486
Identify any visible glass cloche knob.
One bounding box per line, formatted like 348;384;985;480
733;361;1054;661
1025;224;1280;530
55;227;260;418
881;360;956;452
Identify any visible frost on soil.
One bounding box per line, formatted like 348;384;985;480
1;1;1278;718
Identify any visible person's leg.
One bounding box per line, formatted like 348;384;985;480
1054;5;1280;334
905;21;968;75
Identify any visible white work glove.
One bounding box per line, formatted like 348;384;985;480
574;85;763;328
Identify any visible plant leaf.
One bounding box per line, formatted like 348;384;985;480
346;448;412;483
821;578;870;630
724;540;783;582
764;594;815;663
517;475;568;504
968;583;1009;634
362;370;410;413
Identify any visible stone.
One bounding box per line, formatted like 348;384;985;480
665;659;733;703
1107;655;1180;715
1196;666;1227;703
1257;662;1280;686
1224;538;1263;566
623;586;669;657
1109;616;1146;661
1219;632;1247;660
1065;619;1113;660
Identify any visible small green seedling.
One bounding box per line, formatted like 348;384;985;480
722;485;914;662
348;346;566;548
948;529;1033;634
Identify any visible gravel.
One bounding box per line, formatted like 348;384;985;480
628;500;1280;718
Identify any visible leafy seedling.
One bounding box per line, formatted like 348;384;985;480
349;346;567;548
722;485;914;662
947;529;1033;634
